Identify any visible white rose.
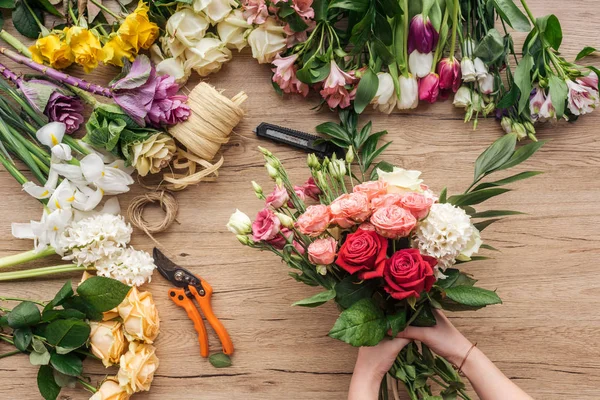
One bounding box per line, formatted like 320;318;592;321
184;37;232;76
165;7;210;57
226;209;252;234
453;86;472;108
457;226;482;261
371;72;397;114
217;9;250;51
156;57;190;84
377;167;424;193
247;17;287;64
192;0;237;24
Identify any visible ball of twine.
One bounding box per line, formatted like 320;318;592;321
127;191;179;245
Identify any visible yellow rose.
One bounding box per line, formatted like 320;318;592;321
118;1;159;51
117;342;159;394
103;35;135;67
29;34;74;69
90;377;130;400
66;27;104;73
89;320;128;367
117;287;160;343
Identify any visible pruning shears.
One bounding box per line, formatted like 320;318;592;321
153;247;234;358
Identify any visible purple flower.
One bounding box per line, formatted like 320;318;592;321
408;14;439;54
44;92;85;133
145;75;190;126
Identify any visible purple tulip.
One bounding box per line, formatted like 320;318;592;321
408;14;439;54
44;92;85;133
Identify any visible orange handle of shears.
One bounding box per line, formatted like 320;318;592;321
168;287;210;358
189;285;234;356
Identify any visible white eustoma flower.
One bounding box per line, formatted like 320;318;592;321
397;75;419;110
166;7;210;57
377;167;424;193
94;247;156;287
184;37;233;77
453;86;472;108
478;73;495;94
226;209;252;235
80;153;135;195
473;57;488;80
247;18;287;64
461;57;476;82
371;72;397;114
217;9;250;51
408;51;433;78
192;0;237;24
414;203;476;276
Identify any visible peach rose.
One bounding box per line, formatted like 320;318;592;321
90;377;130;400
117;342;159;394
399;192;433;220
295;204;331;237
308;237;337;265
89;320;128;367
118;287;160;344
329;192;371;228
370;205;417;239
353;180;388;201
265;185;289;209
370;193;403;209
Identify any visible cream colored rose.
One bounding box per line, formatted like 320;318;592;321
89;321;127;367
217;9;250;51
192;0;237;23
117;287;160;343
117;342;159;394
247;17;287;64
90;377;130;400
457;226;482;261
166;7;209;57
377;167;424;193
184;37;232;77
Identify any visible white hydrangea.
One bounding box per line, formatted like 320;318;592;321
95;247;156;287
58;214;132;267
414;203;479;276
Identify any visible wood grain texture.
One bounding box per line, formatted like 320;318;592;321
0;1;599;398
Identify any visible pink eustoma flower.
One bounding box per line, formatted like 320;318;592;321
418;73;440;104
437;57;461;92
408;14;439;54
319;59;355;109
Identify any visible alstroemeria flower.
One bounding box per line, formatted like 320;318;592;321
292;0;314;19
419;73;440;104
408;14;438;54
408;51;433;78
271;54;308;96
242;0;268;24
567;79;599;116
319;59;355;109
539;93;556;122
577;71;599;91
397;74;419;110
437;57;461;92
530;88;546;121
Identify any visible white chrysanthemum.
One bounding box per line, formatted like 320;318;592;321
414;203;476;275
58;214;132;267
95;247;156;287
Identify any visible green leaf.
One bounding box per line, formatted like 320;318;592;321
292;289;336;308
439;187;447;203
497;140;546;171
329;0;369;12
387;310;407;336
471;210;524;218
42;309;87;323
209;353;232;368
374;12;393;46
362;130;388;169
328;298;387;346
514;54;534;113
436;269;477;289
411;305;437;327
363;141;391;171
37;365;61;400
13;0;43;39
45;280;74;310
14;327;33;351
52;371;77;388
354;68;379;114
0;0;15;8
536;14;562;50
7;301;41;329
473;133;517;181
548;75;568;118
45;319;91;349
379;0;402;17
472;171;543;191
30;350;51;366
444;286;502;307
32;337;47;353
492;0;531;32
473;218;502;231
76;276;131;312
448;188;511;207
61;297;103;321
576;46;597;61
480;244;500;252
49;353;83;377
473;29;505;63
32;0;63;17
313;0;328;21
315;121;350;143
335;276;376;309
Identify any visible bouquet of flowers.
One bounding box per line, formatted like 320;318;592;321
0;277;160;399
229;114;545;398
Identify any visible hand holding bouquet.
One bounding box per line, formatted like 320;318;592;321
230;114;544;398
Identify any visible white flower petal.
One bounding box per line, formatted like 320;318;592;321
52;163;84;181
72;187;103;212
11;222;34;239
51;144;72;162
36;122;66;148
22;182;52;199
80;153;105;182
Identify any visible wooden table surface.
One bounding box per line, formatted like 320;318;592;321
0;1;599;398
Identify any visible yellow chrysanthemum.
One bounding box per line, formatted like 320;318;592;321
29;34;74;70
102;35;135;67
65;27;104;73
118;1;159;52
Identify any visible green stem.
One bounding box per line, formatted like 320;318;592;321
66;84;99;106
0;264;92;281
431;9;449;72
519;0;536;25
0;152;27;185
0;335;14;345
0;30;32;57
89;0;121;20
0;350;21;359
403;0;409;76
449;0;459;60
0;296;45;306
77;377;98;394
63;136;90;155
0;247;57;269
22;0;50;36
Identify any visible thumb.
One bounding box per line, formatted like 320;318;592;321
388;337;411;354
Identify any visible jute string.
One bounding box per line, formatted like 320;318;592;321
126;190;179;247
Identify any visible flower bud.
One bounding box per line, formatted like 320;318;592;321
419;73;440;104
397;74;419;110
409;51;434;78
275;212;294;228
437;57;461;92
252;181;263;196
512;122;527;140
345;146;354;163
265;163;278;178
258;146;272;156
528;132;538;142
501;117;513;134
237;234;251;245
473;58;488;80
316;265;328;276
335;159;347;178
227;209;252;235
524;121;536;134
453;86;472;108
483;102;496;116
462;38;477;58
408;14;439;54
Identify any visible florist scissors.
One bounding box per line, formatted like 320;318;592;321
153;247;234;358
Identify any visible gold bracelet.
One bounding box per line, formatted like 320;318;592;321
455;342;477;375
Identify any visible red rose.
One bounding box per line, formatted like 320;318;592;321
335;229;388;280
383;249;437;300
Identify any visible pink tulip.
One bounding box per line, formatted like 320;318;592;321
437;57;461;92
418;73;440;103
320;59;355;109
408;14;439;54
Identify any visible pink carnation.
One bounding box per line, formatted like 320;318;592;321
353;180;388;201
371;193;403;209
308;237;337;265
399;192;433;220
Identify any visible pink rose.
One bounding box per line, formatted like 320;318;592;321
353;180;388;201
295;204;331;237
370;205;417;239
301;177;321;200
308;237;337;265
329;192;371;228
370;193;403;209
252;208;281;241
399;192;433;220
265;185;289;209
268;228;305;254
